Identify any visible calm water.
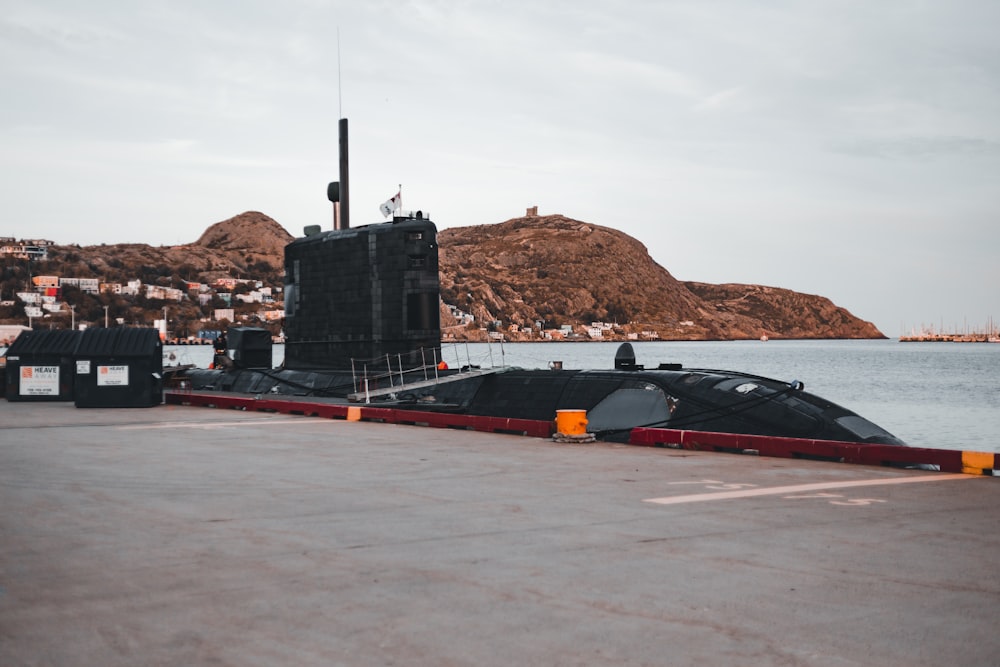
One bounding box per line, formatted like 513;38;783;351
157;339;1000;453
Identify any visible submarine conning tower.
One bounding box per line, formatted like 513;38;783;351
282;214;441;370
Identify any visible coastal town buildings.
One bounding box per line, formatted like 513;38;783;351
0;237;54;261
4;268;284;339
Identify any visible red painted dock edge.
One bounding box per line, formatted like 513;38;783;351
164;391;997;475
629;427;999;475
164;391;554;438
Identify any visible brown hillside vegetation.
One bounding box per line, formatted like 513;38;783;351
683;282;883;339
193;211;293;257
3;210;884;340
182;211;293;283
439;214;884;340
0;212;293;335
439;215;705;333
44;212;292;286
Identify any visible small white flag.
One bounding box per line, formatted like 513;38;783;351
379;191;401;217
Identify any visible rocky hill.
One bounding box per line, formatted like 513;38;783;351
2;211;884;340
191;211;294;272
682;282;883;339
26;212;292;287
0;212;293;336
438;214;884;340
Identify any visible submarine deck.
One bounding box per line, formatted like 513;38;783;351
1;399;998;666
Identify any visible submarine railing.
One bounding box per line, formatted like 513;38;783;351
348;343;509;403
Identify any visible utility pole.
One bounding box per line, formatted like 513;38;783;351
104;305;109;328
70;304;76;331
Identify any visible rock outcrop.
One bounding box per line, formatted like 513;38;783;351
438;214;884;340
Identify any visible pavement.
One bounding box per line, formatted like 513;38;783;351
1;399;998;666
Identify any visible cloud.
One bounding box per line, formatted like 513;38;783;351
693;86;748;112
833;135;1000;160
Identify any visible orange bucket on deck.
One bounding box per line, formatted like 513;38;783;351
555;409;588;435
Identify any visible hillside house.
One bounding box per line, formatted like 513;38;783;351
16;292;41;304
145;285;185;301
59;277;100;294
101;279;143;296
0;238;53;261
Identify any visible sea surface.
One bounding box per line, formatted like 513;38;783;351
157;339;1000;454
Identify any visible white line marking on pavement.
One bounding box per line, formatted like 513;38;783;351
644;473;974;505
116;418;327;430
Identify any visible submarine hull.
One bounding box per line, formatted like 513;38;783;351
183;365;907;446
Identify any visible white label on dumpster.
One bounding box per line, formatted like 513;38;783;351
97;365;129;386
76;360;91;375
20;366;59;396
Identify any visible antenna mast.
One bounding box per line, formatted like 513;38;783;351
337;27;342;119
329;29;349;230
338;118;350;229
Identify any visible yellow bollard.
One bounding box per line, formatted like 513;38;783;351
555;409;588;436
961;450;993;475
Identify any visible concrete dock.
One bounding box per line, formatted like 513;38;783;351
1;400;997;666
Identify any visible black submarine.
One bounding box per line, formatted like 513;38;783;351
184;119;907;447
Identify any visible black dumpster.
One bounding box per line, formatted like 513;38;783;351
225;327;272;370
73;328;162;408
4;330;81;401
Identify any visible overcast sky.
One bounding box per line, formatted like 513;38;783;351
2;0;997;336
